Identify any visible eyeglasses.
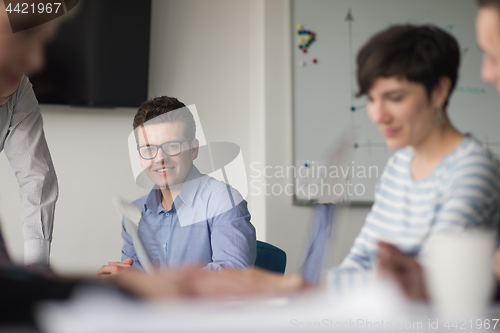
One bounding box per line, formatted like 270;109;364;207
137;138;193;160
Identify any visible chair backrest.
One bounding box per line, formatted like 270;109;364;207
254;240;287;274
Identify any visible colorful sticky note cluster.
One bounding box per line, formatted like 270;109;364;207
296;24;316;54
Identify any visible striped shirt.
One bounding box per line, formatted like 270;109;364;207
329;134;500;277
0;76;58;265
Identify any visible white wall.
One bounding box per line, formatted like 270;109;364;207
0;0;368;275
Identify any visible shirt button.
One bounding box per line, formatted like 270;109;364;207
166;213;169;216
163;244;166;249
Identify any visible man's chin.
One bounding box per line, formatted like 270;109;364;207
153;178;187;190
155;183;170;189
151;179;171;188
144;170;188;189
149;176;179;189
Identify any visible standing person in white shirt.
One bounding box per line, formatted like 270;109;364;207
0;2;60;265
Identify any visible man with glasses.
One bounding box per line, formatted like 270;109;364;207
97;96;256;276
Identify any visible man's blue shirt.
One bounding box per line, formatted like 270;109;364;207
121;166;256;271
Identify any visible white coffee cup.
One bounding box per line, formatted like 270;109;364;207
424;229;497;320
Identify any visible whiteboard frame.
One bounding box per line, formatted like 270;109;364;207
290;0;500;206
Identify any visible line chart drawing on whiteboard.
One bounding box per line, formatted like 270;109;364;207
345;7;386;153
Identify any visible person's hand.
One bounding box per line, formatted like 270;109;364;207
117;266;312;299
377;242;427;301
97;258;139;278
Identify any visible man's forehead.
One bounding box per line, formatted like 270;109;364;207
137;122;186;141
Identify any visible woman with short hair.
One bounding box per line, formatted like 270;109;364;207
330;25;500;278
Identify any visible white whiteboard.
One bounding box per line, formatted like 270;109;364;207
292;0;500;204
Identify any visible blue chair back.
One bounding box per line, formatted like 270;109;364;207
254;240;287;274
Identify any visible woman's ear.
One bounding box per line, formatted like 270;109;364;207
432;76;452;110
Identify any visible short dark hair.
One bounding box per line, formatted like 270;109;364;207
478;0;500;10
133;96;196;140
356;25;460;108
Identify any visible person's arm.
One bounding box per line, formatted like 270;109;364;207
117;266;310;299
3;77;58;265
119;218;142;271
204;185;256;271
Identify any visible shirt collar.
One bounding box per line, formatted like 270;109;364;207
175;165;202;207
144;165;203;213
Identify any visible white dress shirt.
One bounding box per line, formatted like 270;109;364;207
0;76;58;265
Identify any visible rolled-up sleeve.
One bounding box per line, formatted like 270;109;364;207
3;77;58;265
